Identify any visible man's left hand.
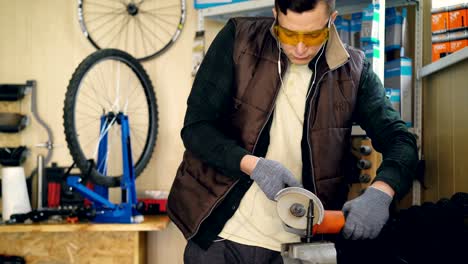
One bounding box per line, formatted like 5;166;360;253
342;186;393;240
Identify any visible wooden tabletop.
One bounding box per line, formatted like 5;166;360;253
0;215;170;233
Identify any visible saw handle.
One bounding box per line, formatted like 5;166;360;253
313;210;345;235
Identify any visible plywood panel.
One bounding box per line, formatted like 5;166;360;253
0;231;140;264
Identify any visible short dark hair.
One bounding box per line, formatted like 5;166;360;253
275;0;335;15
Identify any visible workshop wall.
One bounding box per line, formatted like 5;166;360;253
423;59;468;202
0;0;222;263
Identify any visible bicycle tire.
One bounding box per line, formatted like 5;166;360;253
64;49;158;187
78;0;186;61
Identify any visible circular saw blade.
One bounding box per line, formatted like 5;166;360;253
275;187;324;230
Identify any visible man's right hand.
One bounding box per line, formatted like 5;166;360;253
250;158;301;200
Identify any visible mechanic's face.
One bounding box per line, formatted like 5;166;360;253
273;2;337;65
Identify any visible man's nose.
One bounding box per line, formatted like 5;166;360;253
295;42;307;54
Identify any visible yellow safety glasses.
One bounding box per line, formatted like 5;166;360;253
274;24;329;46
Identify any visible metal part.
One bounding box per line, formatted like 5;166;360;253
282;242;337;264
305;200;314;243
277;187;338;264
290;203;306;217
29;80;54;166
37;155;44;209
413;0;424;206
359;174;372;183
357;159;372;169
418;47;468;79
275;187;324;231
359;145;372;155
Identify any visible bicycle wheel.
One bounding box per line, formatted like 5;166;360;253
64;49;158;187
78;0;186;61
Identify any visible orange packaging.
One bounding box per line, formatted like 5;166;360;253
432;6;449;34
449;30;468;53
432;33;450;62
450;39;468;53
448;4;467;31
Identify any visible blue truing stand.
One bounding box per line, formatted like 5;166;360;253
67;113;142;223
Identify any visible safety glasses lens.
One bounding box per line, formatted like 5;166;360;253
275;26;329;46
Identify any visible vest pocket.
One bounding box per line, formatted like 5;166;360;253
310;127;352;179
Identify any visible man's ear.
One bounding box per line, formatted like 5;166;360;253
272;7;277;19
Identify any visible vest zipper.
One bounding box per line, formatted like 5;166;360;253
188;59;285;241
306;60;349;196
252;66;285;150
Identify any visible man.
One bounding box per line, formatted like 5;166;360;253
168;0;418;263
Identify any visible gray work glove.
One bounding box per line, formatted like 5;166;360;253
250;158;301;200
342;187;392;240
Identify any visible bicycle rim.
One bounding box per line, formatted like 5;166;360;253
78;0;186;61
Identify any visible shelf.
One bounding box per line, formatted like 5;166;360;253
0;146;28;166
0;81;33;101
0;215;170;233
418;47;468;80
200;0;418;22
0;113;29;133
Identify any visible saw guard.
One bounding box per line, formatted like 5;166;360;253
275;187;325;230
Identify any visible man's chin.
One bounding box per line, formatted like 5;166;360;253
290;57;311;65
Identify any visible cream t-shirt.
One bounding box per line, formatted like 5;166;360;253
219;64;312;251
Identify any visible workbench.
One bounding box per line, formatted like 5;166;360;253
0;215;170;264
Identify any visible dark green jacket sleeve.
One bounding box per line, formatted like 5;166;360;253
181;20;249;179
355;60;418;199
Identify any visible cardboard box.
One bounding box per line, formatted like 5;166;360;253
361;4;380;44
448;3;467;31
432;33;450;62
432;6;449;34
384;58;412;126
385;88;401;113
385;7;403;51
449;29;468;53
194;0;248;9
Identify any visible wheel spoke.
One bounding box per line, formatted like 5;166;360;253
140;11;177;38
136;14;166;47
86;1;124;11
84;9;124;25
93;13;127;44
105;16;131;48
76;118;100;132
143;4;179;13
135;16;150;58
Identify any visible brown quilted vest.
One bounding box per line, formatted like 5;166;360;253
168;17;365;240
